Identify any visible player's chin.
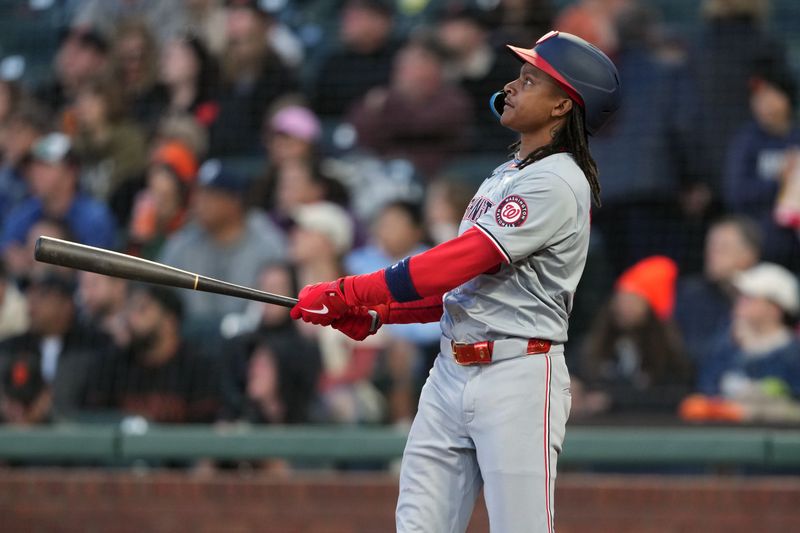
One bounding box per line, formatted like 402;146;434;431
499;110;519;131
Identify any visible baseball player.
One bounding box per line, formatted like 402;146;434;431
291;31;621;532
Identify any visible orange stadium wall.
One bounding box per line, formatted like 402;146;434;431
2;471;800;533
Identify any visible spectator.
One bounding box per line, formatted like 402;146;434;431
697;263;800;402
128;140;199;259
552;0;629;57
154;112;209;160
248;103;323;213
220;263;321;424
0;258;28;342
289;201;385;423
680;0;789;206
109;18;167;129
0;77;23;127
225;0;305;69
348;36;473;180
0;103;50;225
159;159;286;332
436;4;520;153
574;256;693;416
1;133;117;272
675;216;762;363
185;0;228;56
36;26;110;119
159;33;220;129
14;218;74;282
495;0;554;46
345;200;440;422
423;177;474;245
723;63;800;270
290;201;355;287
583;3;686;275
311;0;401;118
0;271;111;420
72;75;148;221
84;284;220;423
272;159;349;231
72;0;188;44
210;0;298;156
0;353;50;425
77;272;129;348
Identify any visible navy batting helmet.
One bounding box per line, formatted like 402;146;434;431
491;31;621;135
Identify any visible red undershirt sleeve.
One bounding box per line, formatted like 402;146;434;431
375;295;446;325
342;227;508;307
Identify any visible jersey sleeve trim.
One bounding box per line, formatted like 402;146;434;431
474;222;512;264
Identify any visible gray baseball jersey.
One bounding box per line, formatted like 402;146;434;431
440;152;591;344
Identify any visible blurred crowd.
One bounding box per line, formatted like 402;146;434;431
1;0;800;441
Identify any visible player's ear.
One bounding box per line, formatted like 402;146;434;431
551;97;573;119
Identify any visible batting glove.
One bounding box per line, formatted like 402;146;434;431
290;281;351;326
331;305;386;341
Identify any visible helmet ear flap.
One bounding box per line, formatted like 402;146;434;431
489;91;506;120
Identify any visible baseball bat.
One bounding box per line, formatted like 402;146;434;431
34;236;298;308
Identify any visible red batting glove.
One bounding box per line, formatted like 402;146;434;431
331;305;387;341
290;281;351;326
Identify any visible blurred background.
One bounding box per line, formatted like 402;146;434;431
0;0;799;531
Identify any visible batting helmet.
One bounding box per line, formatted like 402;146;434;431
490;31;621;135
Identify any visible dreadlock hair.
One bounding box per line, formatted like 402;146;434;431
511;104;602;207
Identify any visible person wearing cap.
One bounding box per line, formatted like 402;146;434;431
289;201;385;423
0;270;112;421
1;133;117;270
292;31;621;531
573;256;692;416
290;201;356;288
723;61;800;271
311;0;401;118
83;284;220;423
210;0;298;156
128;140;199;259
248;104;326;213
697;262;800;400
158;159;286;337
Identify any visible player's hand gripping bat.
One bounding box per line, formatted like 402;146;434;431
33;236;298;308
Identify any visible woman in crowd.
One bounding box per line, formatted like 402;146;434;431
71;75;148;223
159;33;220;129
574;256;694;416
127;140;199;259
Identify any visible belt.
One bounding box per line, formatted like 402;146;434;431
442;336;554;365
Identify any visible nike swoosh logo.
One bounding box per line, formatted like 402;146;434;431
300;305;329;315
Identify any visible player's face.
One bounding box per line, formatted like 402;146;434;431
500;64;572;134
